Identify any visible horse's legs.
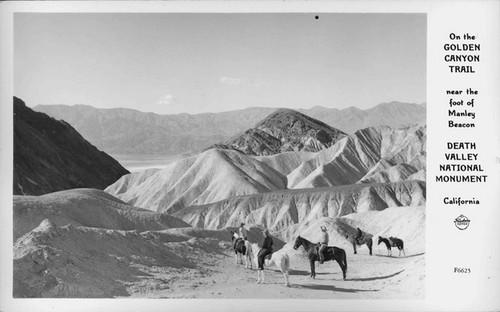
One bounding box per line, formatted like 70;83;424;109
257;269;262;283
368;241;373;256
282;270;290;287
336;259;346;280
353;242;357;254
399;247;405;257
246;255;252;269
310;259;316;279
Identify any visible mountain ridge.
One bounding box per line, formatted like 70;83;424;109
13;97;129;195
33;101;426;155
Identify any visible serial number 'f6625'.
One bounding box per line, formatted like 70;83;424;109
454;267;471;273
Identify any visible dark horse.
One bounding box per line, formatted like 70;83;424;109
378;236;405;257
293;236;347;280
346;233;373;255
231;231;246;264
378;236;393;256
389;236;405;257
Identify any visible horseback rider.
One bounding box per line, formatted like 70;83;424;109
257;229;273;271
239;222;248;241
318;225;329;264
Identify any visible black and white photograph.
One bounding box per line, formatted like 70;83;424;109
1;1;499;311
11;12;427;299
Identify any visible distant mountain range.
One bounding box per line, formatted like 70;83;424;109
33;101;426;155
14;97;129;195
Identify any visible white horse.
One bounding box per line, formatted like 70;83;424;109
244;240;253;269
252;243;291;287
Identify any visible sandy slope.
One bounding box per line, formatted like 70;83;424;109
13;188;190;240
106;148;287;213
173;181;426;234
14;204;424;298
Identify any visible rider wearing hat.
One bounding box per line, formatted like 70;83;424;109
239;222;248;241
319;225;329;264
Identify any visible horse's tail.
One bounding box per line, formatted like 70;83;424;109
244;240;252;256
284;254;291;272
342;249;348;274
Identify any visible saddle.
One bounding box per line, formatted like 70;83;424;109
315;243;328;255
233;237;243;248
264;252;273;261
355;236;364;245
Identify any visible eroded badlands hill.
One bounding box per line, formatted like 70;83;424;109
106;148;287;213
107;125;426;215
14;97;128;195
13;188;189;240
172;180;426;235
287;125;426;189
215;108;347;156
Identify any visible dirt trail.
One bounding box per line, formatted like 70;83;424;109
126;244;424;299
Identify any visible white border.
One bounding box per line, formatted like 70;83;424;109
1;1;499;311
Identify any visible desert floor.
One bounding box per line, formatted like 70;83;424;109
125;243;424;299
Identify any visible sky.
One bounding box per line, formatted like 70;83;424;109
14;13;426;115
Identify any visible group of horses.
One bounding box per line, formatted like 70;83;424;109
345;232;405;257
231;231;291;286
230;229;405;287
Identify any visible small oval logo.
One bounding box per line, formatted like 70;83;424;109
454;214;470;230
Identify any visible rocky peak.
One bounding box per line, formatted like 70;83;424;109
216;109;346;156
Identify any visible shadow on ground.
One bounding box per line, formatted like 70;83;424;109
347;270;404;282
373;252;425;259
291;283;377;293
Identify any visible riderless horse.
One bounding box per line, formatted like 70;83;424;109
378;236;393;256
293;236;347;280
389;236;405;257
378;236;406;257
346;232;373;255
252;243;291;287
